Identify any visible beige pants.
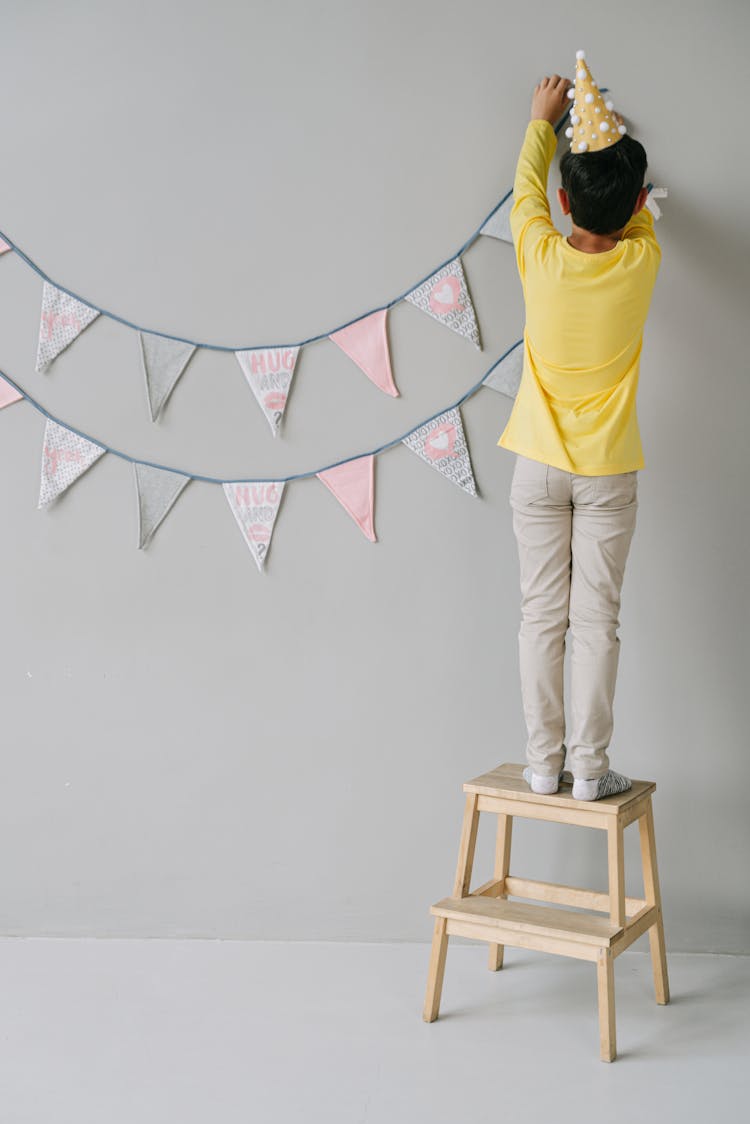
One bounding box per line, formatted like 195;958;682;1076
509;454;638;781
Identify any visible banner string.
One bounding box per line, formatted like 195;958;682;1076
0;339;520;484
0;107;580;353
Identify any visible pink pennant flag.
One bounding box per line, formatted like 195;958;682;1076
0;375;23;410
0;237;12;255
317;454;376;541
328;309;398;397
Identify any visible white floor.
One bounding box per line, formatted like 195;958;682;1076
0;939;747;1124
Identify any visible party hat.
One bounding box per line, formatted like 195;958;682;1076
564;49;626;153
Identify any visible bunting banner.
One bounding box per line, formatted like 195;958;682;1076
328;309;397;397
223;480;285;571
479;192;514;243
482;340;524;398
317;455;376;542
134;463;191;549
234;347;300;436
139;332;197;421
401;407;478;496
36;282;100;372
0;374;22;409
38;419;105;507
404;258;481;350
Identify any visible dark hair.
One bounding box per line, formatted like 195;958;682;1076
559;135;648;235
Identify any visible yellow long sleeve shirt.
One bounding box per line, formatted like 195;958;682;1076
497;119;661;475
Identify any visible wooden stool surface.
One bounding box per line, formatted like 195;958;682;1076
463;762;655;815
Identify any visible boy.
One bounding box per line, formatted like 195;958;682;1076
497;52;661;801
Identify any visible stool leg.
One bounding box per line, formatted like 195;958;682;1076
488;814;513;971
607;819;626;929
452;793;480;898
638;798;670;1004
423;916;449;1022
596;947;617;1062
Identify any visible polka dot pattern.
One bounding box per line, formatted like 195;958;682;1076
567;50;623;153
38;419;105;507
36;282;100;371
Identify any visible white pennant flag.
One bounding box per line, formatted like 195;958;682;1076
38;420;105;507
480;193;514;243
134;463;191;549
404;258;481;350
234;347;300;436
223;480;285;571
36;282;101;371
402;407;477;496
139;332;197;421
482;341;524;398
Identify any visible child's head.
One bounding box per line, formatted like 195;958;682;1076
559;135;648;235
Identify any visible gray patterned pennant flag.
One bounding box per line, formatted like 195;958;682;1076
36;282;101;371
139;332;197;421
134;463;191;549
480;193;513;243
234;347;300;436
402;407;477;496
38;419;105;507
223;481;285;572
404;258;481;350
482;342;524;398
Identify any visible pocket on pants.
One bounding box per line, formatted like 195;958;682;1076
511;454;549;505
594;470;638;505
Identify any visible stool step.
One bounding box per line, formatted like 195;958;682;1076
462;763;655;814
431;895;621;947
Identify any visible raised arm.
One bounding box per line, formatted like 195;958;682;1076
509;74;573;281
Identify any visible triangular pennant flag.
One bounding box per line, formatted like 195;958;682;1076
480;193;513;243
0;237;12;255
139;332;197;421
402;407;477;496
404;258;481;350
328;309;398;397
223;480;285;571
134;463;191;549
38;419;105;507
316;455;376;541
36;282;101;371
0;375;23;410
234;347;300;436
482;342;524;398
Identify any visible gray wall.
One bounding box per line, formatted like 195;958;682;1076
0;0;747;952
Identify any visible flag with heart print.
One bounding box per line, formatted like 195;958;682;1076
479;192;514;243
235;347;300;436
401;407;477;496
223;480;285;571
404;257;481;350
36;282;101;372
38;419;106;507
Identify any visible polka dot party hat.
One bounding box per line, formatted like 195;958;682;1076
564;49;627;153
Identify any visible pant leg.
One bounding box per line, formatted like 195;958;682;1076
566;470;639;780
510;455;573;778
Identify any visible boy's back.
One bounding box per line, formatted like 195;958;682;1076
497;117;661;475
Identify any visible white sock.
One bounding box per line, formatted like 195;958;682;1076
572;770;632;801
523;766;560;795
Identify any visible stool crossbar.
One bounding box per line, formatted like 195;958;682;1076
423;762;669;1061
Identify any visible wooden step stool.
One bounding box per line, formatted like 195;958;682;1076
423;763;669;1061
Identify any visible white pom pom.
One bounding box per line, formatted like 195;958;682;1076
600;121;609;131
577;141;588;152
571;114;580;124
618;123;627;134
565;126;574;138
577;68;586;80
585;92;594;104
605;100;614;111
566;87;575;99
591;81;598;88
591;133;597;140
576;49;585;60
